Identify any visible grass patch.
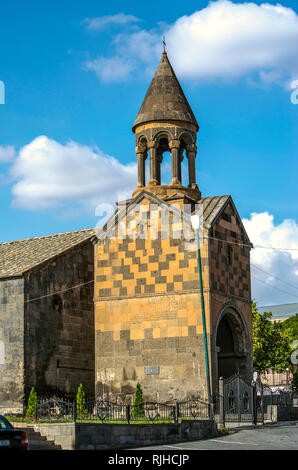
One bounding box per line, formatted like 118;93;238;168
6;415;208;425
218;426;230;436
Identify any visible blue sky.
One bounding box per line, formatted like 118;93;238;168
0;0;298;305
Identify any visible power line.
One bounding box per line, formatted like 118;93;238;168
251;263;298;294
203;235;298;252
251;274;298;301
24;280;94;303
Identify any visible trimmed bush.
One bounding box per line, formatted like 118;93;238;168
132;382;145;418
76;383;87;416
26;387;38;418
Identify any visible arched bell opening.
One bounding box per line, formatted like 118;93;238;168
136;136;148;188
153;133;170;186
180;132;197;188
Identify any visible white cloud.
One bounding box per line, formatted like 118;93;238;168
85;1;298;85
10;136;137;211
83;13;140;31
83;56;136;83
242;212;298;306
0;145;15;162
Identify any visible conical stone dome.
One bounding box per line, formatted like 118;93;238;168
132;52;199;132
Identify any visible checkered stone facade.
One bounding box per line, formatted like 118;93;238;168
94;195;253;402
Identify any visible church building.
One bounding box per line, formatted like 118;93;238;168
0;51;253;412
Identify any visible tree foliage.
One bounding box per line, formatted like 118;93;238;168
252;302;294;373
76;383;87;416
26;386;38;418
132;382;145;418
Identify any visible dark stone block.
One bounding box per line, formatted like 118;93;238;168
144;284;155;294
123;272;134;280
139;263;148;272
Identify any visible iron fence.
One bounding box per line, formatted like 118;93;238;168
35;398;74;422
33;396;209;423
177;398;210;420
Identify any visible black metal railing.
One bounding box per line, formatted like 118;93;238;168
175;398;210;420
35;398;74;422
33;397;209;423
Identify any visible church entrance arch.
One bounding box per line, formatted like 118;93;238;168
215;306;250;380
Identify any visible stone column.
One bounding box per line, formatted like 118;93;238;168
186;144;197;188
156;150;163;185
147;141;158;186
218;376;225;427
135;146;146;187
178;148;184;186
169;139;181;186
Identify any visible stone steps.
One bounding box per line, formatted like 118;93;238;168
23;427;62;450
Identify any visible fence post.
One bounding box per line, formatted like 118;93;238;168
252;384;257;425
35;404;38;422
126;405;131;424
237;375;241;423
219;377;225;427
174;402;179;424
73;399;77;423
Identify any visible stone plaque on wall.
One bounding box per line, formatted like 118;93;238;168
145;366;160;375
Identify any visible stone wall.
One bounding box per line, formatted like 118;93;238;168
94;198;211;402
271;405;298;422
208;201;253;387
0;277;24;414
13;419;217;450
23;241;94;399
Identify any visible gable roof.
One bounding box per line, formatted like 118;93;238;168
95;191;251;245
199;195;231;228
0;228;96;279
197;195;252;245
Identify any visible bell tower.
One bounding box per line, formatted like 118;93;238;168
132;51;201;201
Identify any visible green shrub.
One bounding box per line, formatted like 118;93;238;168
132;383;145;418
76;383;87;416
26;387;38;418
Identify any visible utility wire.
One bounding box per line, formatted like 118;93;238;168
251;263;298;294
24;279;94;303
251;275;298;301
23;236;298;303
203;235;298;252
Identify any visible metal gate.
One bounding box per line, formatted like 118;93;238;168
216;374;294;426
223;373;255;424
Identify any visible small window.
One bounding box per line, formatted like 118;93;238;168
227;245;233;265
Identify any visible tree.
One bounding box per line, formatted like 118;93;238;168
26;387;38;418
132;383;145;419
252;302;293;373
76;383;87;417
252;302;275;373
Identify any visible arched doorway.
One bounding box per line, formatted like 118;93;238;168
215;307;251;380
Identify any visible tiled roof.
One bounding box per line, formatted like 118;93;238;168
198;195;231;228
0;228;96;278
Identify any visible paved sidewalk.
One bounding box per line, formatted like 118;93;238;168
130;421;298;450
